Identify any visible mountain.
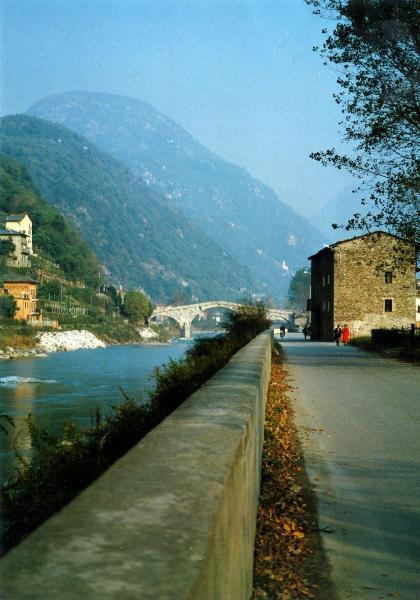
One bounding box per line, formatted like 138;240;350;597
0;115;254;302
309;188;368;243
27;91;325;301
0;154;101;286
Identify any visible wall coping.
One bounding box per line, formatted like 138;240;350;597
0;331;272;599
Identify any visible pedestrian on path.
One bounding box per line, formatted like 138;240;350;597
342;324;350;346
333;325;342;346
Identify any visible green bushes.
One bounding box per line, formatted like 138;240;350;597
150;302;270;418
1;401;160;551
0;322;39;351
0;296;17;319
0;302;270;553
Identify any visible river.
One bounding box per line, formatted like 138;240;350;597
0;341;191;483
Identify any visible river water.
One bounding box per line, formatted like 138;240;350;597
0;341;190;483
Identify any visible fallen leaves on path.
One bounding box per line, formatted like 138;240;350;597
253;347;331;599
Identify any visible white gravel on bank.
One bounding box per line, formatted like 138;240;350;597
138;327;159;340
37;330;106;352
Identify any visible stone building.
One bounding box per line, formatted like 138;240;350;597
1;274;42;323
309;232;417;340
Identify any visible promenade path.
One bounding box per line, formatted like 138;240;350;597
282;334;420;600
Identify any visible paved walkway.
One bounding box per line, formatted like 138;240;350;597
282;334;420;600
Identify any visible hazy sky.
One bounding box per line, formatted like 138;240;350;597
1;0;356;215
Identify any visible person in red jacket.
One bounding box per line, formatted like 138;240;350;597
342;324;350;346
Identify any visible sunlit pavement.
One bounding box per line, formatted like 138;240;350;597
280;333;420;600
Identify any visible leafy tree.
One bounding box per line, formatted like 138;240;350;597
288;269;311;311
0;238;15;258
0;295;17;319
0;238;15;271
307;0;419;240
38;280;62;301
222;300;271;341
122;291;153;323
102;286;123;313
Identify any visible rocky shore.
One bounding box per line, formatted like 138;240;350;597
0;330;107;361
37;330;107;353
0;327;166;361
0;347;49;360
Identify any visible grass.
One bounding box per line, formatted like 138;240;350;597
0;322;40;351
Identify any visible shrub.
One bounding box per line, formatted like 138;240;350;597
0;295;17;319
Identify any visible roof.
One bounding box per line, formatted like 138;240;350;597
308;230;417;261
0;229;27;237
5;214;30;222
1;274;39;284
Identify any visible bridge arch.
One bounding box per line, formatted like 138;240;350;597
150;301;294;339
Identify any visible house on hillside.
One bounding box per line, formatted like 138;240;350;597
309;232;417;340
5;214;33;254
0;214;33;268
1;274;42;323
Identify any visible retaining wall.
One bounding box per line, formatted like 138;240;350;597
0;331;272;599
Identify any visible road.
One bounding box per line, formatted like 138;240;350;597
281;334;420;600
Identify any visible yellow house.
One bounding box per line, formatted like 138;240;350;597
2;275;42;323
5;214;33;254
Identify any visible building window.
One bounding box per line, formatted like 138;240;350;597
384;299;393;312
384;271;393;284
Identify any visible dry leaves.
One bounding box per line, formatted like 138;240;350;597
253;349;321;599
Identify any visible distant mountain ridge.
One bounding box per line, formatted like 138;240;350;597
309;188;368;243
27;91;326;300
0;114;253;302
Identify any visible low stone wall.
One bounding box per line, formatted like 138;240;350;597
0;331;272;600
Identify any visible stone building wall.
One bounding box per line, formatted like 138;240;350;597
333;233;416;337
310;249;334;340
0;232;30;268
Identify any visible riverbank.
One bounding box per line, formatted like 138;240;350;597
0;322;168;360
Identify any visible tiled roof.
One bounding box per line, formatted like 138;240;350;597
0;229;27;236
5;214;28;222
1;274;39;284
308;230;417;260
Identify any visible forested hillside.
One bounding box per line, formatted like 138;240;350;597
0;115;254;302
27;91;326;300
0;155;101;286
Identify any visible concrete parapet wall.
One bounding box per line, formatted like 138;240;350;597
0;331;272;600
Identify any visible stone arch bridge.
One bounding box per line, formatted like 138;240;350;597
150;301;295;339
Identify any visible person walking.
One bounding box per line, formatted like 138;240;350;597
334;325;342;346
342;324;350;346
